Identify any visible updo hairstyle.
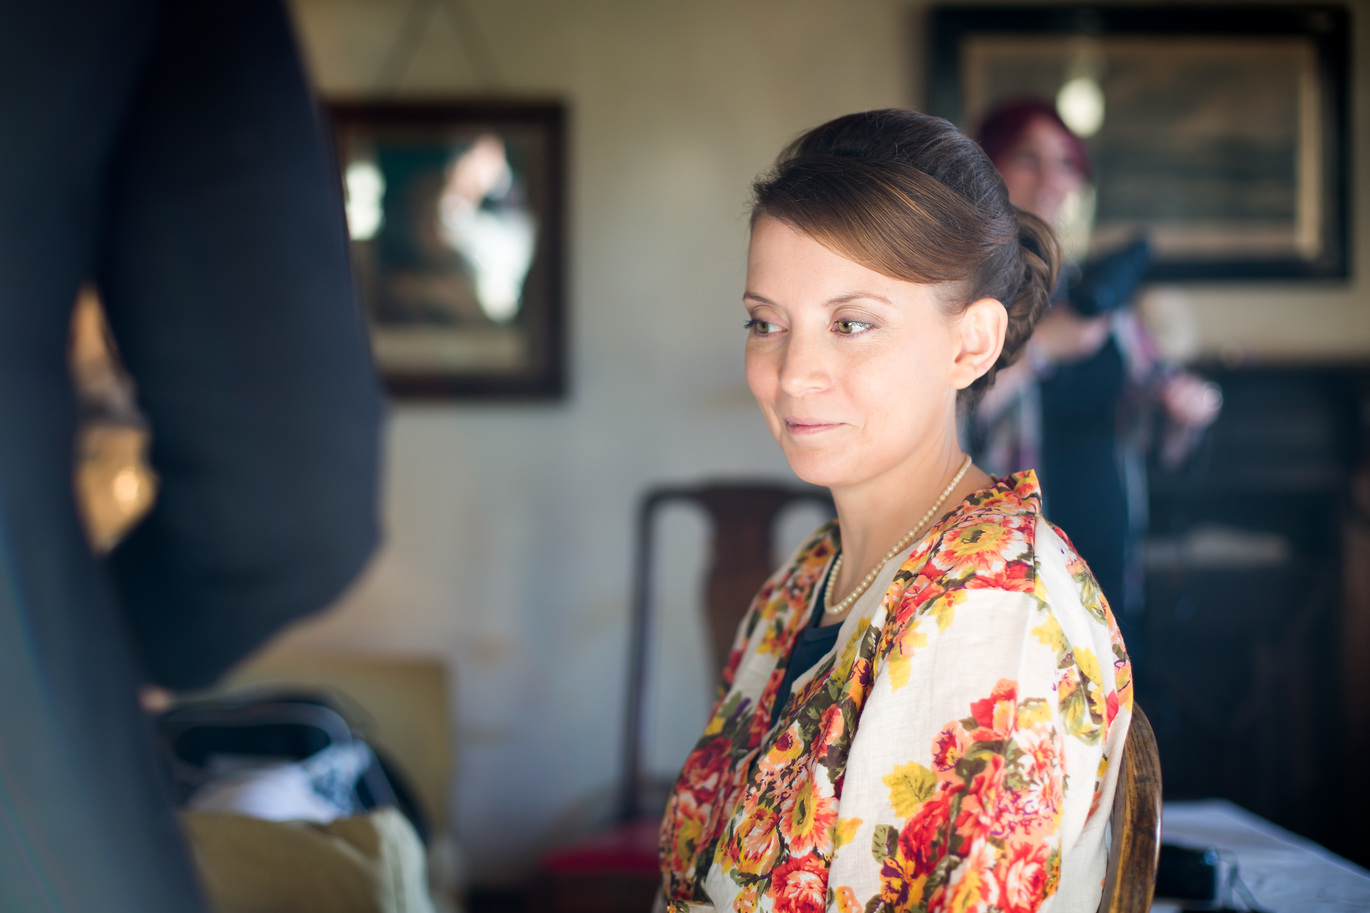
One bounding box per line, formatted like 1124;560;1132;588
750;108;1061;400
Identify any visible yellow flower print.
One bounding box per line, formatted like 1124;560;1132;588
1016;697;1052;729
883;761;937;818
757;616;790;656
1057;664;1101;745
878;852;927;912
1075;647;1108;726
833;615;871;681
1088;755;1110;818
779;774;838;856
941;522;1023;576
834;816;863;850
1030;613;1068;658
730;803;782;875
1112;646;1134;712
832;885;863;913
731;884;758;913
926;589;967;632
886;622;928;692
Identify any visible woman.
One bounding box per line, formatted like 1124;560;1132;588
974;98;1221;626
657;110;1132;913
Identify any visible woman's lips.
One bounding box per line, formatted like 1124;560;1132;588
785;420;841;435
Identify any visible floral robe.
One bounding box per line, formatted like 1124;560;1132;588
658;472;1132;913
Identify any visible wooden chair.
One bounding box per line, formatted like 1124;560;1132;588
1099;704;1163;913
536;481;830;913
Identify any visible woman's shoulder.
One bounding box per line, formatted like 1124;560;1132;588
915;470;1045;591
904;470;1117;631
925;471;1127;675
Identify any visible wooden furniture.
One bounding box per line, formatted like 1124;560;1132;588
537;482;830;913
1100;705;1162;913
1141;367;1368;864
619;482;832;821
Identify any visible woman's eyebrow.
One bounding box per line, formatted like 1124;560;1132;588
743;290;894;307
828;291;893;307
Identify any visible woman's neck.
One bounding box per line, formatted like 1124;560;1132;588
827;443;993;616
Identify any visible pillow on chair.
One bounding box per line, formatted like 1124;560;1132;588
182;806;434;913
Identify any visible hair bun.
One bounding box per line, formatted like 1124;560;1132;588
992;207;1062;385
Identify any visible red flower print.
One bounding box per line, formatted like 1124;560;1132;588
723;644;745;682
962;559;1033;593
944;836;1002;912
904;580;946;617
769;852;828;913
899;789;952;877
818;702;845;750
953;753;1007;851
969;680;1018;735
997;840;1051;913
681;737;731;804
1001;728;1064;839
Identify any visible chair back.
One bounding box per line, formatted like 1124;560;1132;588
618;482;831;821
1099;704;1163;913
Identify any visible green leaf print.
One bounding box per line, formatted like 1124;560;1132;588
872;823;899;863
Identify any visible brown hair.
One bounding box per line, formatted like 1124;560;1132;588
750;108;1061;400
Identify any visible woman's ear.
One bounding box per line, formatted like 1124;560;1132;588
949;298;1008;390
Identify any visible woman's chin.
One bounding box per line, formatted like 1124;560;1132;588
781;454;857;491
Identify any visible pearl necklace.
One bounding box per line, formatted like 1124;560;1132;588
823;454;973;616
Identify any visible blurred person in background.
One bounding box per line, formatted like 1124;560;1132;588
971;98;1222;647
0;1;382;910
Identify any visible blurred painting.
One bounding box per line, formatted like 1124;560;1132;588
330;102;566;397
929;6;1349;280
69;288;157;551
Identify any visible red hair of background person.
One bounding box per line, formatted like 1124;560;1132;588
977;98;1094;182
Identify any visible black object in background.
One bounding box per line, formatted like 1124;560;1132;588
1156;843;1220;901
1068;236;1153;317
0;2;382;911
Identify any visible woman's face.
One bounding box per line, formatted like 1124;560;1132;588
744;217;979;494
994;116;1085;224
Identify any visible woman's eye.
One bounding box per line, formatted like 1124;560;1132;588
745;318;780;336
833;319;873;335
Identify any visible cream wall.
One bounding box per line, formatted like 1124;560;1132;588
276;0;1368;882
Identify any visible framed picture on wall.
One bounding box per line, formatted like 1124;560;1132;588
927;5;1350;281
329;101;567;398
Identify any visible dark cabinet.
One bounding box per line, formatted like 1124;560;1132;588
1138;367;1369;863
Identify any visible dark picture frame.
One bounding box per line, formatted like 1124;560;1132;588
329;101;567;398
928;5;1350;281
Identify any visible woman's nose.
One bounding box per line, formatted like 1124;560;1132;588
777;329;831;397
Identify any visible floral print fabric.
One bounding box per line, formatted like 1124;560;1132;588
658;472;1132;913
